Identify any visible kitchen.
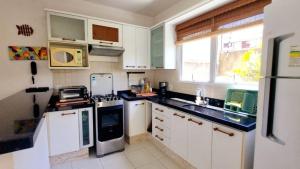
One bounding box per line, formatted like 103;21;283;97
0;0;299;169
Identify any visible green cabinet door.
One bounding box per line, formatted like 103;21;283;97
151;25;164;68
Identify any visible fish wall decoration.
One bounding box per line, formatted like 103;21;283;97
16;24;34;36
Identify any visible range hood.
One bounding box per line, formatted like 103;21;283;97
88;44;124;57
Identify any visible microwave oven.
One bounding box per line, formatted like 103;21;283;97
50;47;83;67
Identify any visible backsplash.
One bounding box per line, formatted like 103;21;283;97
52;62;155;94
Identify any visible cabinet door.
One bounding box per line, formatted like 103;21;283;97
188;116;212;169
136;27;149;69
13;119;50;169
128;101;146;136
47;110;80;156
212;124;243;169
123;25;136;69
88;19;123;47
47;12;87;43
151;25;164;68
170;110;188;159
78;107;94;148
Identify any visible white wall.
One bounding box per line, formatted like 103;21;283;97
52;62;155;94
0;0;154;100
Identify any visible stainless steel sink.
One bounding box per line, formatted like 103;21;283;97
182;104;205;112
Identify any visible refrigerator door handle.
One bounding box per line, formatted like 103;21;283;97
262;33;294;145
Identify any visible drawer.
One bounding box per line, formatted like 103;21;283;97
153;133;170;147
152;112;171;128
152;104;171;118
153;123;171;138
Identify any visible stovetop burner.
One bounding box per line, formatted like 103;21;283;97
92;94;123;108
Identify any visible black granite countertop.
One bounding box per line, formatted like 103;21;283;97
0;89;53;154
119;91;256;132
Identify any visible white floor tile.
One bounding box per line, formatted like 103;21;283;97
136;161;167;169
100;152;134;169
159;156;184;169
72;158;103;169
125;148;156;168
51;162;72;169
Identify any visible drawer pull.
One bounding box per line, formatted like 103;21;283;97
155;135;164;141
62;37;76;41
154;117;164;122
213;127;234;137
126;66;135;68
155;108;164;112
61;112;76;116
173;113;185;119
188;118;203;125
135;103;145;106
155;126;164;132
99;41;113;45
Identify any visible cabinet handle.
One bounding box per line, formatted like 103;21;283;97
99;41;113;45
213;127;234;137
155;135;164;141
135;103;145;106
155;126;164;132
154;117;164;122
62;37;76;41
188;118;203;125
126;66;136;68
61;112;76;116
173;113;185;119
155;108;163;112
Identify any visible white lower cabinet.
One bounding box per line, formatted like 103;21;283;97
47;110;80;156
124;100;146;137
170;110;188;159
212;124;243;169
187;115;212;169
151;103;255;169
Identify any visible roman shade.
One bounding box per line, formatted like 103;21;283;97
175;0;272;44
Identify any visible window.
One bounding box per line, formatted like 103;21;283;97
181;37;211;82
216;25;263;84
180;24;263;85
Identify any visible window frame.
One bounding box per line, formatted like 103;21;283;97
179;25;263;86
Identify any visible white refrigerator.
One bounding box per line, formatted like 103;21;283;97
254;0;300;169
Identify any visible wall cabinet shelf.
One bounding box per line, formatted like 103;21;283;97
47;12;87;44
123;25;150;70
88;19;123;47
150;23;176;69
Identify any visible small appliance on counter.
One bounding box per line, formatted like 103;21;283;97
159;82;168;98
58;86;89;102
224;89;258;116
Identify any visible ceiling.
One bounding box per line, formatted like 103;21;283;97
83;0;182;16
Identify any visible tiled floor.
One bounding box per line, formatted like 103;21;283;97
51;140;185;169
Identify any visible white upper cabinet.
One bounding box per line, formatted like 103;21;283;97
122;25;136;69
47;12;87;44
135;27;149;69
150;23;176;69
187;115;213;169
88;19;123;47
123;25;150;69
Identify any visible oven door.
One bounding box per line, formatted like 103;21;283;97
97;105;123;142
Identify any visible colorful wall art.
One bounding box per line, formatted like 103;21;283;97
8;46;48;60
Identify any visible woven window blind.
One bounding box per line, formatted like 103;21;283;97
175;0;271;44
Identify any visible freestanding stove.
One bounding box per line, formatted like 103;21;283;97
90;73;124;157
